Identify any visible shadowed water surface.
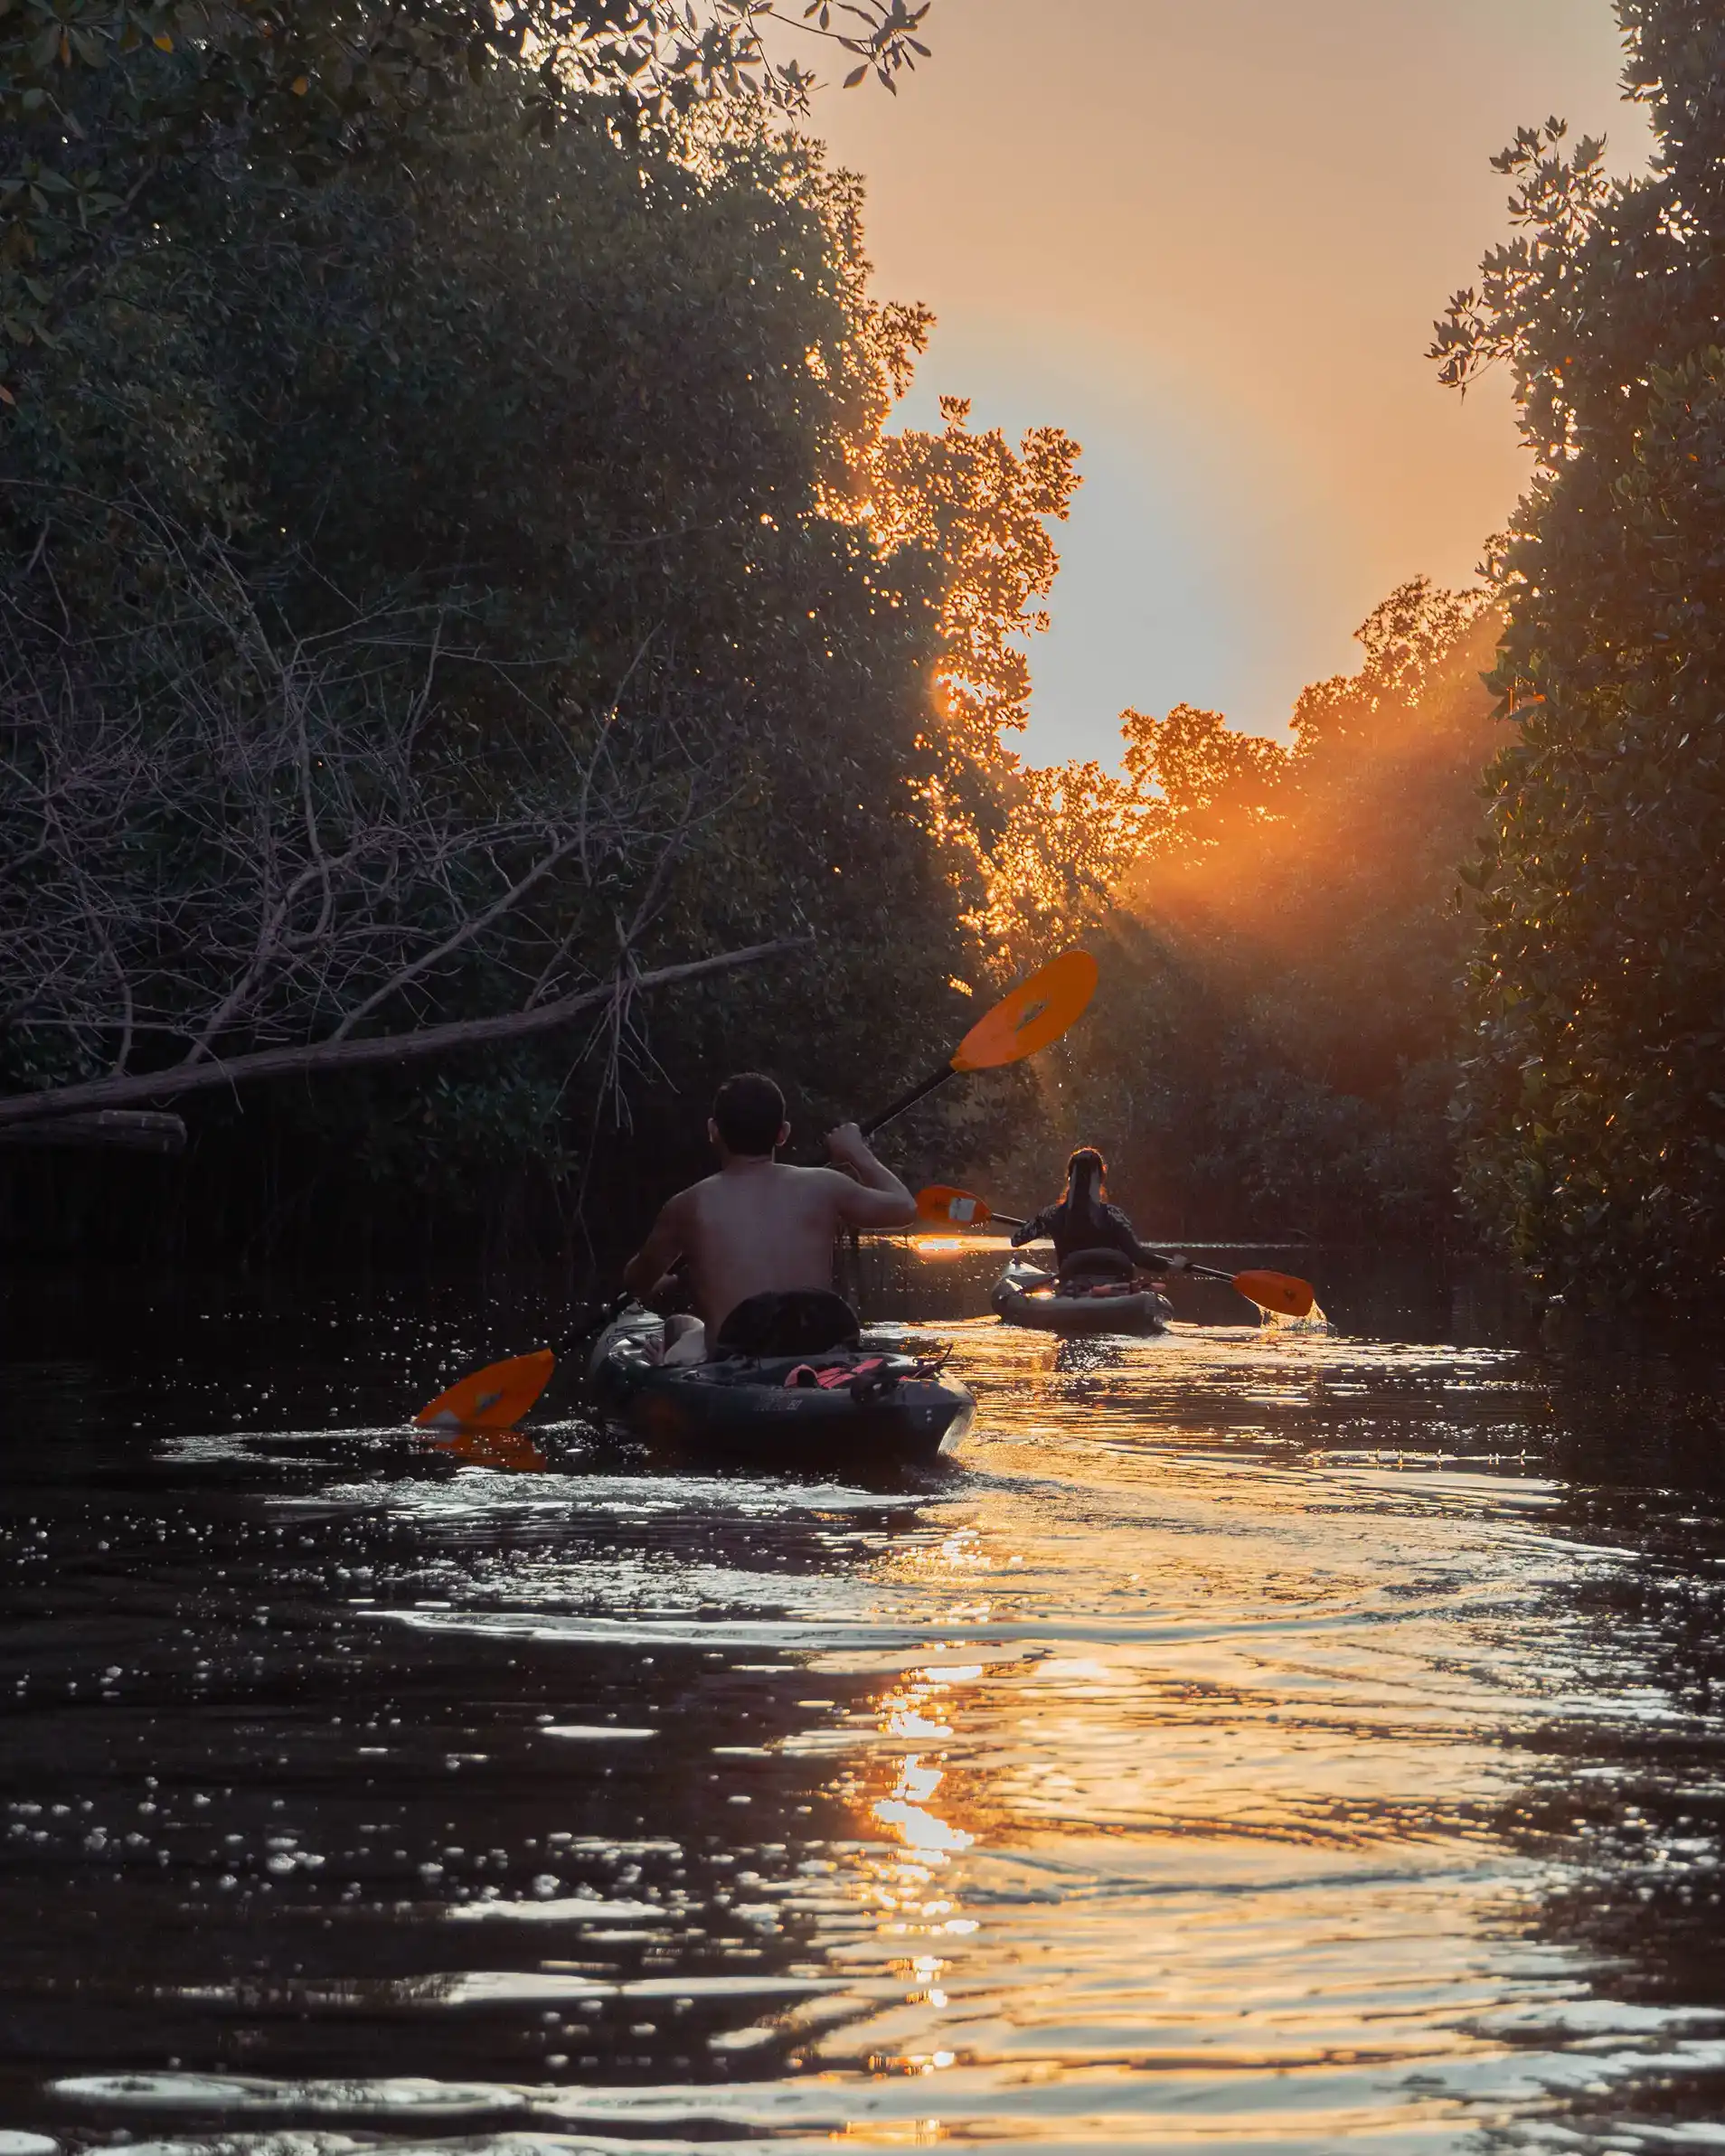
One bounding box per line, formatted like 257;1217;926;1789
2;1246;1725;2155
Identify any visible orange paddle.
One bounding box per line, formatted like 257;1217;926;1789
914;1185;1317;1320
415;1349;556;1432
862;949;1098;1135
409;955;1102;1429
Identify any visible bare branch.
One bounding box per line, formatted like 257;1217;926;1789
328;825;594;1042
0;503;782;1131
0;937;811;1127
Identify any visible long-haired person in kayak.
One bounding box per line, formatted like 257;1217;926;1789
1010;1146;1188;1277
622;1072;917;1363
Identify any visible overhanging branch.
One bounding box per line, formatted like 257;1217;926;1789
0;936;811;1128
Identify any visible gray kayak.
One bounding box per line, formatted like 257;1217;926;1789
583;1305;975;1467
991;1259;1172;1337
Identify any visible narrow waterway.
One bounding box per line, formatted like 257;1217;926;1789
3;1247;1724;2154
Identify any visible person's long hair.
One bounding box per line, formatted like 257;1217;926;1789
1059;1146;1109;1235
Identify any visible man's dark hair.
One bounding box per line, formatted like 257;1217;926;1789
712;1071;787;1157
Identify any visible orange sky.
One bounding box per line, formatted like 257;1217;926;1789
813;0;1650;762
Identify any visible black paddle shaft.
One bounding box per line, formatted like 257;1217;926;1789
987;1201;1202;1277
992;1215;1267;1291
860;1065;956;1141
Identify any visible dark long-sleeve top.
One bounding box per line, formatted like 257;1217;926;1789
1009;1199;1172;1273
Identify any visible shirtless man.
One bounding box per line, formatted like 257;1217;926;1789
622;1071;915;1361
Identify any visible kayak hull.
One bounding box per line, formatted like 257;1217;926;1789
991;1262;1172;1337
583;1307;974;1470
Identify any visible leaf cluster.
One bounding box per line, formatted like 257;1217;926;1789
0;0;934;380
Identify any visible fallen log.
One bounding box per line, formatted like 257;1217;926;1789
0;937;810;1129
0;1110;188;1153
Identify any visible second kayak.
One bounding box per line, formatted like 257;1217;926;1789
991;1258;1172;1337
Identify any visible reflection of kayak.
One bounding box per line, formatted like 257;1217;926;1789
583;1306;974;1468
991;1260;1172;1337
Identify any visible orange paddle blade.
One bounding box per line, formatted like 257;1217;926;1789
917;1183;993;1229
950;949;1098;1074
414;1348;555;1431
1232;1270;1315;1319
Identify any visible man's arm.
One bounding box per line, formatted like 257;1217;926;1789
824;1121;916;1230
622;1191;689;1297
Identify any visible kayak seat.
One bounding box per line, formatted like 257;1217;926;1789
784;1353;892;1398
714;1289;862;1359
1058;1246;1136;1286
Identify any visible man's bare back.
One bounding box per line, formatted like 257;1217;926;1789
622;1077;915;1348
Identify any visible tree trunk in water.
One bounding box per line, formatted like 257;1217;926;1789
0;1111;187;1153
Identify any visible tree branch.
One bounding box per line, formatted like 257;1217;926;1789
0;936;811;1127
328;824;593;1042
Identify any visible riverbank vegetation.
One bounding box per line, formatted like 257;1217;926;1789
0;2;1083;1261
1428;0;1725;1313
983;0;1725;1300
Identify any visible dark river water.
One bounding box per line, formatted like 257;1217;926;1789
4;1242;1725;2155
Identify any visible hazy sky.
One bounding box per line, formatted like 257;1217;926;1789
814;0;1649;763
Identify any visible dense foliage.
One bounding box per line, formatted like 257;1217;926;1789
0;0;930;382
0;21;1089;1259
19;0;1631;1276
1432;0;1725;1309
976;583;1503;1239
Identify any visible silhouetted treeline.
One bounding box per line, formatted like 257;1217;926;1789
8;0;1720;1313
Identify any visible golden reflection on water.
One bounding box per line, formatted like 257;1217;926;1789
691;1304;1725;2142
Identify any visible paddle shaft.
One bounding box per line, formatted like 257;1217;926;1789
979;1203;1235;1281
862;948;1099;1140
861;1065;954;1140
